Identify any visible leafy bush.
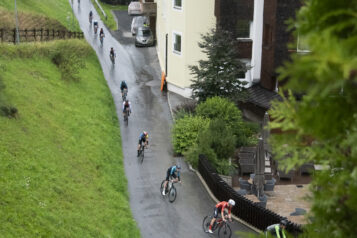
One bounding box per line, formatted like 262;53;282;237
0;106;18;118
196;96;257;146
173;100;197;119
51;41;88;81
172;115;209;155
199;119;236;160
185;119;236;175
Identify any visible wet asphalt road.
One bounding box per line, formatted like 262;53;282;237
72;1;255;237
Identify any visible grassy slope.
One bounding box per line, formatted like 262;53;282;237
95;1;128;31
0;41;140;237
0;0;80;31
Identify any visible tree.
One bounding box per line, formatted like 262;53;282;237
195;96;257;147
269;0;357;237
189;28;249;102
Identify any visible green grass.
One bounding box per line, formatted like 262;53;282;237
0;0;80;31
0;40;140;237
94;1;128;31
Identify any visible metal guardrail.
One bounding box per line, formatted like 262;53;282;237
198;154;303;236
0;28;84;44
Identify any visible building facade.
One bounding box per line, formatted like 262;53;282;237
155;0;300;100
155;0;216;98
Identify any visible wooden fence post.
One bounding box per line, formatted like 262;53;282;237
40;28;43;41
52;29;55;40
46;29;49;41
24;29;28;42
0;29;3;42
33;29;36;41
13;28;16;44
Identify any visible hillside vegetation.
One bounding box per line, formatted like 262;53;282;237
0;0;80;31
0;0;140;237
0;40;140;237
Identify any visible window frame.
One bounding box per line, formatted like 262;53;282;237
173;0;183;11
172;31;182;55
236;20;252;39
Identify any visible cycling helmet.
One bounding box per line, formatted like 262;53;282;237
143;131;148;135
228;199;235;206
125;99;129;103
176;164;181;169
280;219;288;226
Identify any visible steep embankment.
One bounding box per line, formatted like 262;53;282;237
0;1;140;237
0;0;80;31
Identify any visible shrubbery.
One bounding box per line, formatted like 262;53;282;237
51;41;89;81
196;96;257;147
172;115;209;155
0;40;90;81
172;96;258;175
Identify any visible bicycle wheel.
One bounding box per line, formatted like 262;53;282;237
218;223;232;238
202;216;212;233
168;186;177;203
140;147;144;163
160;180;165;195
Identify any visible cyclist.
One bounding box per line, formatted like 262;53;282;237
265;219;288;238
120;80;128;98
99;28;105;44
137;131;149;156
109;47;115;63
208;199;235;234
89;11;93;24
162;164;181;195
122;99;131;116
93;20;98;34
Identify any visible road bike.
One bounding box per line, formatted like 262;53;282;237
94;23;98;34
138;144;146;163
122;88;128;101
89;15;93;24
160;179;178;203
110;53;115;65
99;33;104;46
202;214;232;238
123;107;130;125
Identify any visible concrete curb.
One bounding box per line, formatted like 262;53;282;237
166;90;261;233
167;91;175;122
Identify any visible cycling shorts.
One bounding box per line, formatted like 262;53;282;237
138;138;146;145
213;207;222;218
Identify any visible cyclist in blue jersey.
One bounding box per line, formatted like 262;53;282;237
137;131;149;156
162;164;181;195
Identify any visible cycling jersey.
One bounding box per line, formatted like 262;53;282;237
213;201;231;218
266;224;286;238
122;101;131;112
166;166;180;181
138;133;148;145
120;81;128;91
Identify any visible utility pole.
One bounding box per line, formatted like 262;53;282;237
14;0;20;44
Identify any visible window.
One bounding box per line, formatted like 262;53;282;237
173;32;182;54
297;33;310;53
173;0;182;10
236;20;250;38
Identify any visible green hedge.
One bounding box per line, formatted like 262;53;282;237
172;115;209;155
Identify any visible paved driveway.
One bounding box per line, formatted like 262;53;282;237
72;2;255;237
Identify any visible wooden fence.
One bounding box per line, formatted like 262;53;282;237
0;28;84;44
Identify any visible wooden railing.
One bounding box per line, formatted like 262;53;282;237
0;28;84;44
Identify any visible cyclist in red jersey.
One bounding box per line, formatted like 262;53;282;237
208;199;235;233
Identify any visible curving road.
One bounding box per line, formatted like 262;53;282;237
72;1;255;237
